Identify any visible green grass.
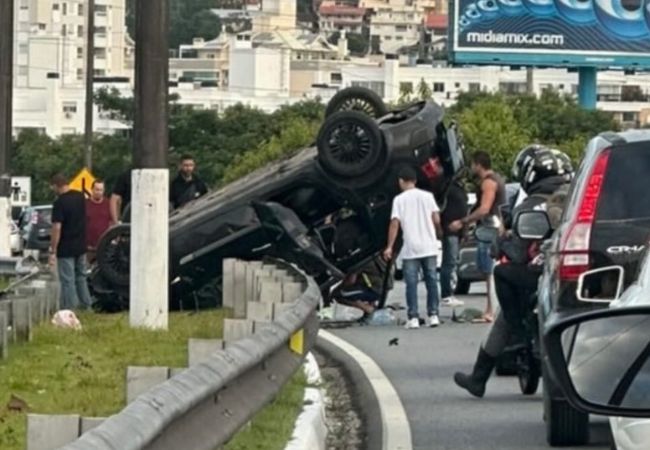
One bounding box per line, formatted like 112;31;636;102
0;310;227;450
0;277;8;291
224;372;308;450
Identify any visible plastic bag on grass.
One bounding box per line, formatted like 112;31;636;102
52;310;82;330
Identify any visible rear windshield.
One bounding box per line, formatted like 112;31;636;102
597;147;650;221
38;208;52;224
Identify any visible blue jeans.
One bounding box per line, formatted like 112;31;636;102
57;255;92;310
403;256;439;319
440;235;460;299
477;241;495;275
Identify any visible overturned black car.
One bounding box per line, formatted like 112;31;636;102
92;87;465;310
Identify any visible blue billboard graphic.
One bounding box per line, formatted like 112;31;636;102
451;0;650;68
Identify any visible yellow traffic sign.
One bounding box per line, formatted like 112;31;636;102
289;329;304;355
69;168;96;197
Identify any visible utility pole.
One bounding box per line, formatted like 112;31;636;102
84;0;95;170
0;0;14;257
130;0;169;329
526;67;534;95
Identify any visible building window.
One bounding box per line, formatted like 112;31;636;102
433;82;445;93
95;48;106;59
77;69;84;81
94;69;106;77
62;2;67;15
468;82;481;92
455;82;461;88
95;26;107;37
78;3;84;16
78;25;84;38
95;4;107;16
62;102;78;114
396;25;408;32
330;72;342;84
38;23;46;30
499;82;528;94
53;3;59;10
77;47;84;58
622;111;638;123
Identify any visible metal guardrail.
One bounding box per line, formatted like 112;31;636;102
59;263;320;450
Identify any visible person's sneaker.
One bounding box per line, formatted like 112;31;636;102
442;296;465;307
429;315;441;327
404;318;420;329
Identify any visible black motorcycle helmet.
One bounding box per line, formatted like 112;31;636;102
520;147;563;193
550;148;575;182
511;144;546;182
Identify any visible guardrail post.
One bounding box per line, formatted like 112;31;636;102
12;298;32;342
223;318;254;343
188;338;224;367
126;366;170;403
0;300;11;342
0;310;7;359
80;417;106;434
27;414;81;450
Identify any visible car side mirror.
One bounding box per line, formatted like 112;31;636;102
576;266;624;303
544;306;650;418
514;210;551;240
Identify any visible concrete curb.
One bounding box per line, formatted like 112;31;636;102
284;352;327;450
318;330;413;450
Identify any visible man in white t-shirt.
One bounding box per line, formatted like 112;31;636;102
383;166;443;329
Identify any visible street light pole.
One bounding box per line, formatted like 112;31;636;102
84;0;95;170
0;0;15;257
130;0;169;329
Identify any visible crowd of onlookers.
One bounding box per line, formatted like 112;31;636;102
48;154;209;310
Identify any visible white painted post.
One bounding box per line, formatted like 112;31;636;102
129;169;169;330
0;196;10;257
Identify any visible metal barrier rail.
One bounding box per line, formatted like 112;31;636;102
59;263;320;450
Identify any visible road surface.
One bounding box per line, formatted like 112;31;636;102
329;282;612;450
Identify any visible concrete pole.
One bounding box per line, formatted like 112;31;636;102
526;67;534;95
84;0;95;170
578;67;597;110
0;0;15;257
130;0;169;329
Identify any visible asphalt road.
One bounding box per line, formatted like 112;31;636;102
329;282;612;450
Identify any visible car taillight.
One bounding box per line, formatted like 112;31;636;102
559;149;611;281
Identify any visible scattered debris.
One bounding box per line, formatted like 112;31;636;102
389;338;399;347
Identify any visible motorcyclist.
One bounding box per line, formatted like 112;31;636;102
453;147;574;398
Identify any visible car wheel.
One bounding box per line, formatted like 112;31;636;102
325;86;388;119
495;351;518;376
454;279;471;295
95;224;131;288
317;111;386;180
543;367;589;446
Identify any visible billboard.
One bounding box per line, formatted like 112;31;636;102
450;0;650;68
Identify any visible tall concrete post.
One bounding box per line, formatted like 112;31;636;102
0;0;15;257
578;67;597;110
130;0;169;329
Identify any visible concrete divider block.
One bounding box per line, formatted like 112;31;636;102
246;302;274;322
223;319;254;342
0;301;12;342
253;321;272;333
273;302;293;319
0;311;7;359
222;259;236;309
27;413;81;450
80;417;106;434
12;299;32;342
259;281;283;304
188;338;224;367
126;366;170;404
282;282;304;303
233;260;247;309
244;262;264;302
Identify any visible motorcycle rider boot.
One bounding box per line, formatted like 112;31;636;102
453;347;496;398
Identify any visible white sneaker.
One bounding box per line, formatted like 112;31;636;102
429;315;441;327
442;297;465;307
404;318;420;329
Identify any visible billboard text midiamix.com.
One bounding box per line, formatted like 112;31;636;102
466;31;565;46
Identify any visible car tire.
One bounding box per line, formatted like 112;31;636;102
95;224;131;288
454;279;471;295
325;86;388;119
495;352;518;376
317;111;386;181
543;369;589;446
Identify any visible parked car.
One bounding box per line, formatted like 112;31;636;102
93;87;465;309
9;221;22;255
18;205;53;252
455;183;519;295
544;255;650;450
537;130;650;446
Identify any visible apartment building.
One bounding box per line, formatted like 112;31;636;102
13;0;130;88
318;3;367;34
251;0;297;32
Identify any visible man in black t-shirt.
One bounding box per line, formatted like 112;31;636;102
170;154;208;209
50;173;93;310
110;169;131;223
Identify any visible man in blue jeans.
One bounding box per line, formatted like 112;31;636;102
438;180;468;307
49;174;93;310
384;167;443;329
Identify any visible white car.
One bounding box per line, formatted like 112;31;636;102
544;254;650;450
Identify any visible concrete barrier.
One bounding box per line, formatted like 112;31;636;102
0;311;7;359
27;414;81;450
126;366;170;404
188;338;224;367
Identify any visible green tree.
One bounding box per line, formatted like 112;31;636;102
417;78;433;100
398;82;413;105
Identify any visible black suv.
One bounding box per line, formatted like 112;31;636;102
93;87;464;308
538;130;650;446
